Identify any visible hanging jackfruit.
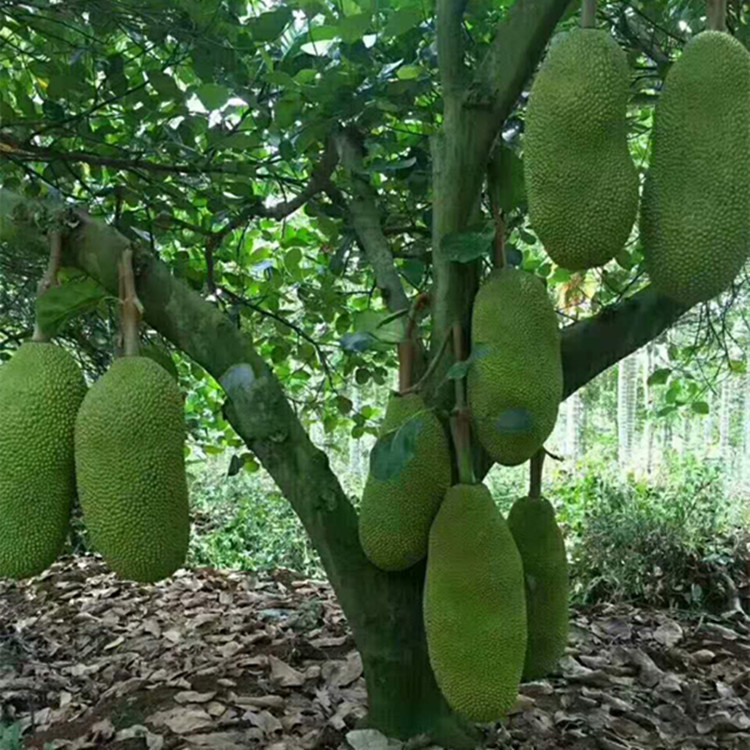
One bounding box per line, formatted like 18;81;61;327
508;493;569;680
468;269;562;466
641;31;750;305
424;483;527;721
75;356;190;583
0;343;86;579
524;28;639;270
358;393;451;571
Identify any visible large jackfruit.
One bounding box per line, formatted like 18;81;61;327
0;343;86;579
75;356;190;583
424;483;527;722
641;31;750;305
468;269;562;466
358;393;451;571
508;494;569;680
524;29;639;270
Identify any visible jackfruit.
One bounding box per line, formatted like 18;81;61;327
641;31;750;305
75;356;190;582
358;393;451;571
424;483;526;722
0;342;86;579
508;494;568;680
524;29;639;270
468;269;562;466
140;343;179;381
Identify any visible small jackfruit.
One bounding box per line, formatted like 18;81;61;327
358;393;451;571
424;483;527;721
641;31;750;305
75;356;190;583
524;29;639;270
0;342;86;579
508;494;569;680
468;269;562;466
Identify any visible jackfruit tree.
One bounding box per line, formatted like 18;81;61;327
0;0;743;746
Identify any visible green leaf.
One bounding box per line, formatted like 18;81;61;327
369;414;424;481
647;368;671;386
147;70;182;100
441;222;494;263
446;343;490;381
195;83;230;110
487;145;526;214
336;395;353;414
382;7;423;37
35;278;109;338
340;13;371;43
691;400;709;415
396;64;422;80
248;8;292;42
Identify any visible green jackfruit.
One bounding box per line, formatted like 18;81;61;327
358;393;451;571
140;343;179;381
0;343;86;579
525;29;639;270
424;483;527;722
468;269;562;466
508;494;569;680
75;356;190;582
641;31;750;305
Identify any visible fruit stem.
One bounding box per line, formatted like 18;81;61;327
32;229;63;343
398;293;431;391
400;327;452;396
492;207;506;269
450;322;475;485
119;248;143;357
706;0;727;30
580;0;597;28
529;448;545;499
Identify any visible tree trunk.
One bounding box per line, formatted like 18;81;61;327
720;377;733;462
743;358;750;492
617;354;637;468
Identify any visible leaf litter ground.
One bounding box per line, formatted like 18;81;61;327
2;558;750;750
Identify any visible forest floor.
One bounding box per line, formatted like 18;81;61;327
2;559;750;750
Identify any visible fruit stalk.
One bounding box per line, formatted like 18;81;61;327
450;322;475;485
32;229;63;343
119;248;142;357
581;0;597;28
529;449;546;499
398;293;430;392
707;0;727;31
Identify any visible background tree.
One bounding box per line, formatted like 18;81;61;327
1;0;749;745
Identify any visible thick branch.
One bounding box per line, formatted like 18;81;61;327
561;286;690;398
333;130;410;315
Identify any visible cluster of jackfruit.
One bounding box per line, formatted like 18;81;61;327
525;26;750;305
358;393;451;571
0;340;190;584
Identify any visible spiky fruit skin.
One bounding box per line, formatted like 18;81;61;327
424;484;527;722
508;494;569;681
358;393;451;571
641;31;750;306
524;29;639;270
468;269;562;466
139;343;179;381
0;343;86;579
75;357;190;583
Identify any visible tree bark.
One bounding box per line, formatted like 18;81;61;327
617;354;637;468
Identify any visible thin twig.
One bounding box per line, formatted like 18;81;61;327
400;327;452;395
